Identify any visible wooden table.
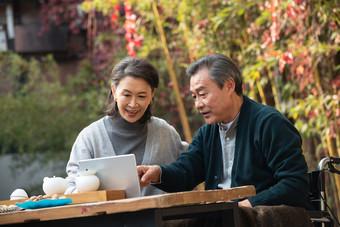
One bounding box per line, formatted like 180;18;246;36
0;185;255;227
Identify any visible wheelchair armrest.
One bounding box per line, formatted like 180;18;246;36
328;157;340;174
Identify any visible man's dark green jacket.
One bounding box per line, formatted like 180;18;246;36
157;95;313;209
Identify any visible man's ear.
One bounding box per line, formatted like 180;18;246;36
224;78;235;93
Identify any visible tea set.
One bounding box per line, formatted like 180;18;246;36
10;170;100;200
43;170;100;195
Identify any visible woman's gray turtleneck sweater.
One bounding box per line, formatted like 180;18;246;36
66;115;188;196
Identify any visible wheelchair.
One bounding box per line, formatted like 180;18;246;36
309;156;340;227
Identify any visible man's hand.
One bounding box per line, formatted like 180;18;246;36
137;165;161;187
238;199;252;207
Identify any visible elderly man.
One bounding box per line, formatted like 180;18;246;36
138;53;313;209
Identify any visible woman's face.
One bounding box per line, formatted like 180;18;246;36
112;76;156;123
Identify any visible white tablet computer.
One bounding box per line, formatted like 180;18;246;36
78;154;142;198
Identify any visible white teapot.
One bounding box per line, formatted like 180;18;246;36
75;170;100;193
43;176;69;196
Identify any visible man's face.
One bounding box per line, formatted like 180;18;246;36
190;69;234;124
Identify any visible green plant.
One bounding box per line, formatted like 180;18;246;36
0;52;106;163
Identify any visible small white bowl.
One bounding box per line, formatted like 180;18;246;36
10;189;28;200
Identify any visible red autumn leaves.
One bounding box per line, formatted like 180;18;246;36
110;1;143;57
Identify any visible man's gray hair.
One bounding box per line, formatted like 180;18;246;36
186;53;243;95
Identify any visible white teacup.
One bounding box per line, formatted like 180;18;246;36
76;170;100;193
10;189;29;200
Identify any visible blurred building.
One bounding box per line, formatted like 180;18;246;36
0;0;86;83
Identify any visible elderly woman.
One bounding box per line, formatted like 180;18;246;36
65;57;188;196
